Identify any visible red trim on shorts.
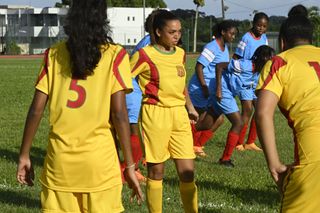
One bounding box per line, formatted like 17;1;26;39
113;48;128;89
279;106;300;165
260;56;287;90
135;49;160;104
35;48;50;85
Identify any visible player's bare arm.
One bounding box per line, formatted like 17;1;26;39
256;89;288;193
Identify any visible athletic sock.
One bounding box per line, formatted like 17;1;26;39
198;130;213;147
179;181;198;213
247;119;257;144
191;123;202;147
221;131;239;161
130;134;143;165
146;178;163;213
237;124;248;145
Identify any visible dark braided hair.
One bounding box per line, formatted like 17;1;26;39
251;45;275;72
64;0;112;79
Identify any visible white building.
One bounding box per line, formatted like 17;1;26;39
0;5;155;54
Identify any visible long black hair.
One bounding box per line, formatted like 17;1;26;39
64;0;112;79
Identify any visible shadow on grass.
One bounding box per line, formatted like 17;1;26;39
164;177;279;212
0;189;40;209
0;147;46;167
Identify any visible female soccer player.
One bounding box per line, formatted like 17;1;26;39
130;10;199;213
188;20;238;156
256;13;320;212
233;12;269;151
122;9;161;183
16;1;143;212
197;45;275;167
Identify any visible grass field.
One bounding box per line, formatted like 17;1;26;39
0;56;294;213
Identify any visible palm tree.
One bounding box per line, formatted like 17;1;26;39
193;0;205;52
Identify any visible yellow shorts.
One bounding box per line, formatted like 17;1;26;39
141;104;195;163
41;184;124;213
281;162;320;212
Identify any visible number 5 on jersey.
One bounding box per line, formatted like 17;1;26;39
67;79;86;108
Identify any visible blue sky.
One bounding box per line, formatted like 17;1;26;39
2;0;320;20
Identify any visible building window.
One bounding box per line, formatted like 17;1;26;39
127;16;130;21
127;38;130;44
132;16;135;21
134;38;137;43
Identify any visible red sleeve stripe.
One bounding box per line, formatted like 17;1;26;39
138;49;160;104
113;48;128;89
35;48;50;85
131;49;145;74
260;56;287;90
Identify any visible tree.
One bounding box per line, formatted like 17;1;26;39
55;0;71;8
106;0;166;7
308;6;320;46
193;0;205;52
55;0;167;8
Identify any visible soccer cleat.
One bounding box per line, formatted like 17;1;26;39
235;144;245;151
244;143;262;151
135;169;147;183
218;159;235;168
141;158;147;167
193;146;207;157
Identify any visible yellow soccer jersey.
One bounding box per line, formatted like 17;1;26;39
36;41;132;192
257;45;320;165
130;45;187;107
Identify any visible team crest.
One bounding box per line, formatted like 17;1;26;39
176;66;185;77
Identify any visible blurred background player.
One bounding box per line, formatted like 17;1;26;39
130;10;199;213
197;45;274;167
188;20;238;157
256;8;320;212
233;12;269;151
287;4;308;17
16;0;143;212
121;9;161;184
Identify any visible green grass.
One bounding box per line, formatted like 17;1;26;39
0;56;293;213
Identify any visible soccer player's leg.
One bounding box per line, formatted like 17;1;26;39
170;106;198;212
215;94;243;167
141;105;172;213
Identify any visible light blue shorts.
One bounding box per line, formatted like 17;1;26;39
126;78;142;123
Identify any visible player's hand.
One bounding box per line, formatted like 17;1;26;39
124;166;144;205
216;86;222;102
269;164;288;194
201;85;209;98
17;156;34;186
188;108;199;124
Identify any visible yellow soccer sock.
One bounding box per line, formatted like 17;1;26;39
146;178;163;213
179;181;198;213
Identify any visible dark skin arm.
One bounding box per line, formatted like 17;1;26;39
215;62;229;102
195;62;209;98
111;90;144;204
256;90;288;194
17;90;48;186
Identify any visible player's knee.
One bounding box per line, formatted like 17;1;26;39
178;170;194;182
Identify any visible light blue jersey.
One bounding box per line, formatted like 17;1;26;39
126;35;150;123
234;32;268;60
188;39;230;108
227;59;259;101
